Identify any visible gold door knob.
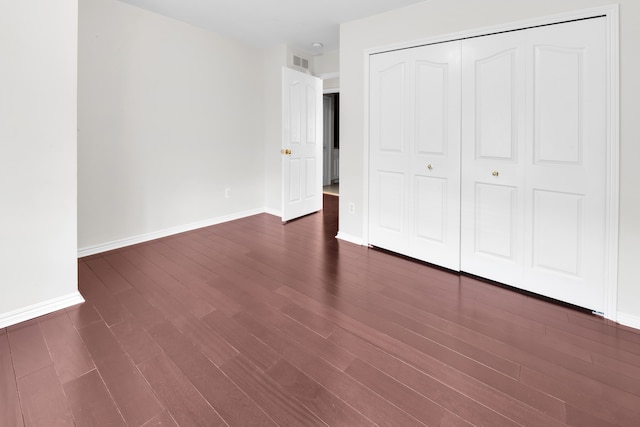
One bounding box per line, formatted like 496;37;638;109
427;164;433;170
492;171;499;177
280;149;292;155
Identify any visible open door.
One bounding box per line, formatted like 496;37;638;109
282;67;323;222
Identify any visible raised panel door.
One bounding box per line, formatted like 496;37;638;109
461;31;526;285
408;43;461;270
369;42;461;270
282;67;323;222
523;18;608;312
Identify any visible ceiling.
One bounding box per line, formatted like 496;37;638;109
118;0;427;53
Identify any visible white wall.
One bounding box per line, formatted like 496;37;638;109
314;50;340;76
314;49;340;92
339;0;640;325
0;0;83;327
78;0;266;253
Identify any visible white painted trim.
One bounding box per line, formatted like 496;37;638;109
362;5;620;320
336;231;364;246
365;4;620;56
616;313;640;331
316;72;339;80
0;292;85;329
362;48;371;246
603;5;620;323
320;73;339;94
78;208;266;257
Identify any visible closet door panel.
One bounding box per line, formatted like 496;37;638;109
414;176;447;243
524;18;608;312
369;52;410;253
415;60;447;154
474;183;518;260
461;17;608;312
532;189;583;276
475;49;519;160
408;42;461;270
378;64;406;153
461;31;526;284
535;46;583;164
370;42;461;270
369;17;608;313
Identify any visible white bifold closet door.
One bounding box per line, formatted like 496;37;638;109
369;42;462;271
369;17;608;313
460;18;608;312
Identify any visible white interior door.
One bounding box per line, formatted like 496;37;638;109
409;43;462;270
369;42;461;270
460;30;527;285
522;18;608;312
461;18;608;312
369;49;410;255
282;67;323;222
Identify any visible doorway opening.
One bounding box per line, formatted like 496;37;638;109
323;93;339;196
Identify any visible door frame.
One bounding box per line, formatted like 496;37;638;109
324;89;340;189
323;94;333;187
362;5;620;321
323;92;340;187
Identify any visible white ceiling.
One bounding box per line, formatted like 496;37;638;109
118;0;427;53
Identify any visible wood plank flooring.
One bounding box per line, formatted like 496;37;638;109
2;194;640;426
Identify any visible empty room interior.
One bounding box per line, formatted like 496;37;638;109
2;0;640;425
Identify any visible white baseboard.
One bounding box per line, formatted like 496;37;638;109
0;292;85;329
336;231;364;246
616;312;640;331
78;208;266;257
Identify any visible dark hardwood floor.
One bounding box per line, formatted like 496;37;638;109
2;194;640;426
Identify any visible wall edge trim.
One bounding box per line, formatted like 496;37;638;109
336;231;364;246
78;208;266;258
0;292;85;329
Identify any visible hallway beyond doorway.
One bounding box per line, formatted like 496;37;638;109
323;183;339;196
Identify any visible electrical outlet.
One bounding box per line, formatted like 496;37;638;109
348;202;355;213
225;188;231;198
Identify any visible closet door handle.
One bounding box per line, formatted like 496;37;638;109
492;171;499;177
427;164;433;170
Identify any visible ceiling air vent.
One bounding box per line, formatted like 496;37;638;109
293;54;309;70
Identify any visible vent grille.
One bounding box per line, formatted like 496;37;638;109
293;55;309;70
